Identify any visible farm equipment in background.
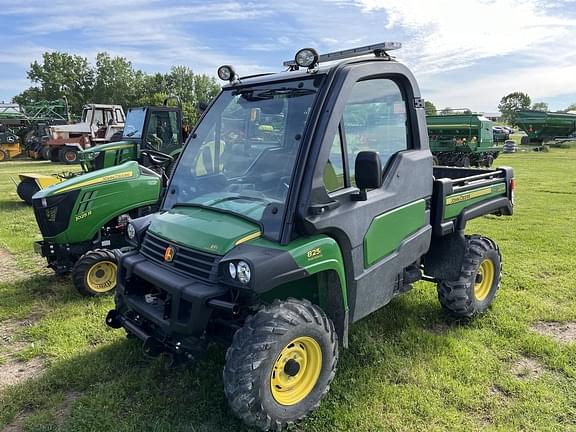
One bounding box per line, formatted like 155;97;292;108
30;98;185;296
515;110;576;144
0;100;70;159
43;104;126;164
0;125;22;161
17;98;183;204
427;113;501;167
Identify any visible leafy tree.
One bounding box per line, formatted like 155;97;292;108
14;52;94;114
424;101;437;115
92;53;139;107
564;103;576;112
531;102;549;112
498;92;531;125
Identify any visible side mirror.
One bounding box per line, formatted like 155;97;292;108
353;151;382;201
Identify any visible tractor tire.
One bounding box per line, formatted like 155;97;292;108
432;156;439;166
224;298;338;431
40;146;51;160
72;249;118;296
0;149;9;162
437;236;501;317
520;136;530;145
16;179;40;205
60;148;79;164
49;148;60;162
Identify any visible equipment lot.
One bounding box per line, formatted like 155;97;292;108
1;151;575;431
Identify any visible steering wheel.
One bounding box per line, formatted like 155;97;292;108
140;149;174;169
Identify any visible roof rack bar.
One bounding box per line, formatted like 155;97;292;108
283;41;402;67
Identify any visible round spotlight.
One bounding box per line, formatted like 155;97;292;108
295;48;319;68
236;260;251;284
126;223;136;240
218;65;236;81
228;262;237;279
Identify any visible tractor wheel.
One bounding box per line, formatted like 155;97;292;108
40;146;51;160
485;154;494;167
16;179;40;205
0;149;9;162
49;148;60;162
60;148;79;164
432;156;439;166
224;298;338;431
72;249;118;296
437;236;501;317
520;136;530;145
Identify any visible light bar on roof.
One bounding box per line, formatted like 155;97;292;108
283;41;402;67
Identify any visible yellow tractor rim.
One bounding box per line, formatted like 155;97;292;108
474;258;495;301
270;336;322;406
86;261;117;293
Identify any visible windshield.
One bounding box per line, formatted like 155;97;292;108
164;77;323;232
123;108;146;138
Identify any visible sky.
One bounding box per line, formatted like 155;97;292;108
1;0;575;112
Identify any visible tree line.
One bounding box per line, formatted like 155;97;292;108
425;93;576;125
12;51;221;127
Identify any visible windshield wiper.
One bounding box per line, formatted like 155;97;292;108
125;129;139;137
171;202;263;227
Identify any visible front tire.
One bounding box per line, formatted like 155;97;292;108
72;249;117;296
60;148;79;164
224;298;338;431
437;236;501;317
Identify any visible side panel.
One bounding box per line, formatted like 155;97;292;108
363;199;426;267
444;183;506;220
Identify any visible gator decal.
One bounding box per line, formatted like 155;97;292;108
444;183;507;219
446;183;506;206
55;171;134;194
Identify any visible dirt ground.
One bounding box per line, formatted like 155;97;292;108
531;321;576;344
0;249;27;284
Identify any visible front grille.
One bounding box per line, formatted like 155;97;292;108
140;232;220;282
33;189;80;238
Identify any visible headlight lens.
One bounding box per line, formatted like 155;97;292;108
295;48;319;68
228;262;237;279
126;223;136;240
236;260;251;284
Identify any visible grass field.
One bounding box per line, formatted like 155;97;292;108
0;152;575;432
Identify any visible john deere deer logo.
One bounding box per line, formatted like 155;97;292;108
164;246;175;262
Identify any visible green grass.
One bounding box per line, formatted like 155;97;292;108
1;154;575;431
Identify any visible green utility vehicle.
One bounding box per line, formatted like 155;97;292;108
105;43;515;431
515;110;576;144
31;100;184;296
427;113;500;166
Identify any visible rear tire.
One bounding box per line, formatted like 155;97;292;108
437;236;501;317
224;298;338;431
0;149;9;161
40;146;51;160
72;249;117;296
520;136;530;145
60;148;79;164
16;179;40;205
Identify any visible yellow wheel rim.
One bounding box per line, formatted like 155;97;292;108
270;336;322;406
86;261;117;293
474;258;495;301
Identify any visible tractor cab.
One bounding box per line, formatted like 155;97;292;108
80;97;183;175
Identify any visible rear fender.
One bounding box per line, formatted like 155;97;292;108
19;173;61;189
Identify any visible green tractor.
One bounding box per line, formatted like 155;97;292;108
105;43;515;430
31;99;185;296
427;113;501;167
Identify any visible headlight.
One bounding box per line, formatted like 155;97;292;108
295;48;319;68
236;260;251;284
126;223;136;240
218;65;236;82
228;262;237;279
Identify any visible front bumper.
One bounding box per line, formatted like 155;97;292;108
34;240;87;274
111;251;231;350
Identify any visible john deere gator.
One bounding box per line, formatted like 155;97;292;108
105;42;515;430
427;113;500;167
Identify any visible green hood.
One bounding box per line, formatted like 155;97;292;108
80;140;135;156
148;206;261;255
34;161;141;199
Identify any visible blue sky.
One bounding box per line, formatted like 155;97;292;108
1;0;575;112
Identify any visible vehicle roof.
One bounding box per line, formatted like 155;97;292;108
82;104;124;109
222;55;404;88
